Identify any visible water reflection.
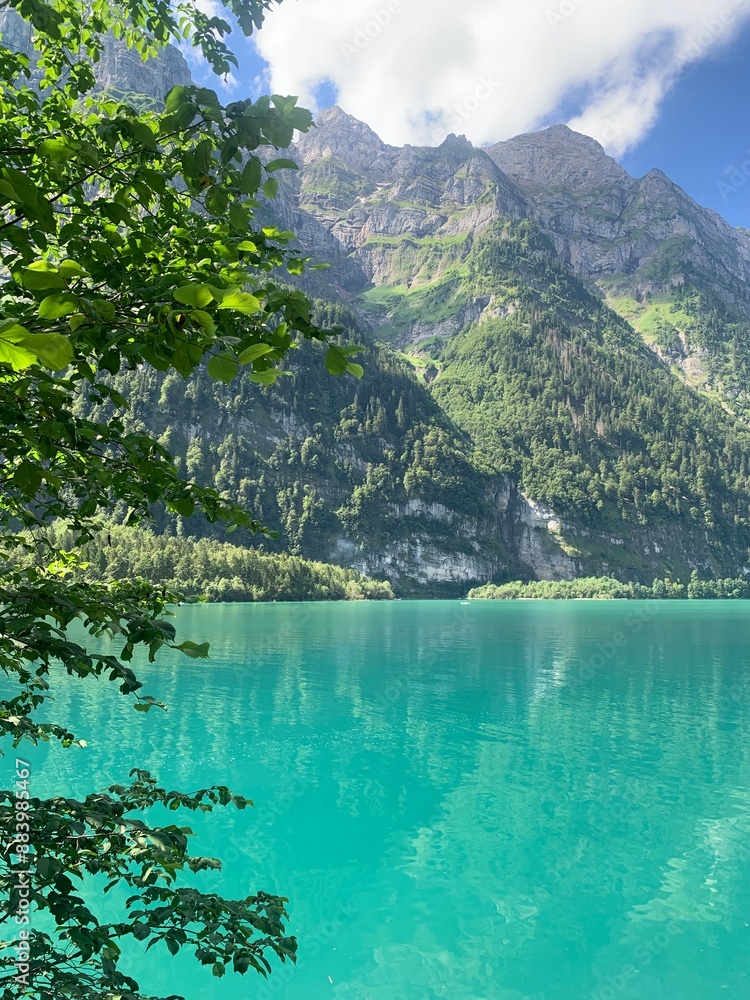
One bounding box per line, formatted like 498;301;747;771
16;601;750;999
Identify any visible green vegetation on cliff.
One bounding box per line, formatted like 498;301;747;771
70;216;750;585
72;300;503;588
468;574;750;600
431;221;750;547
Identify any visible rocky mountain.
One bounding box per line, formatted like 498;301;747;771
283;110;750;416
248;106;750;589
0;10;191;100
12;27;750;593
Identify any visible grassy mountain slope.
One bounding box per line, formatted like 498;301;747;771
362;220;750;578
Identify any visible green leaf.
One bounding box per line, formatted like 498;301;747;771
205;186;229;217
207;353;239;383
237;343;274;365
189;310;216;336
164;85;190;114
228;202;249;232
12;461;42;496
249;369;280;385
130;121;157;151
346;362;364;378
240;158;262;195
174;284;215;309
266;158;299;173
217;289;261;315
58;260;87;280
195;87;220;108
38;138;75;163
19;333;73;370
1;167;39;206
38;293;79;320
0;322;30;342
0;338;38;370
20;264;66;291
91;299;116;321
69;314;88;332
161;102;198;133
171;496;196;517
173;641;211;659
325;346;349;376
172;342;203;377
262;178;279;199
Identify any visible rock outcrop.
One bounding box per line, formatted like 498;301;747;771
0;10;190;102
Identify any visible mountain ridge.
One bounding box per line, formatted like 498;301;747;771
10;30;750;592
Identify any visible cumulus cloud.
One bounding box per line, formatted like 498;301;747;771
253;0;750;153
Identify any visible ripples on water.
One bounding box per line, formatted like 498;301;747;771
21;602;750;999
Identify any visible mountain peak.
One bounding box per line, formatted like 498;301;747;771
486;123;631;194
440;133;473;150
296;106;388;170
316;105;362;127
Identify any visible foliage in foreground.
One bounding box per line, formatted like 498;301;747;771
48;524;395;602
0;0;349;996
468;574;750;601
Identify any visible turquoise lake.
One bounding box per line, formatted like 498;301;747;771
25;601;750;999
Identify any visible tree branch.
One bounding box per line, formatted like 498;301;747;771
0;122;206;232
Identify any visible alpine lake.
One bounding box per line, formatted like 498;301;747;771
27;601;750;999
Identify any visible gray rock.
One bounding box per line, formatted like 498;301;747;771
0;9;190;103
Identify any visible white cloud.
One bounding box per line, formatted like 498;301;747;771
253;0;750;154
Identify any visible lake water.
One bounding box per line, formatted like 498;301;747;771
24;601;750;999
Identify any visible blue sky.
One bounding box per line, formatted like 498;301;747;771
620;17;750;228
190;1;750;229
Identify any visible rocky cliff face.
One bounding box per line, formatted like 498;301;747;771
94;34;191;100
0;10;190;102
488;124;750;309
290;110;750;315
290;108;529;285
488;124;631;195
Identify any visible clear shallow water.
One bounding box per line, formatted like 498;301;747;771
21;601;750;999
